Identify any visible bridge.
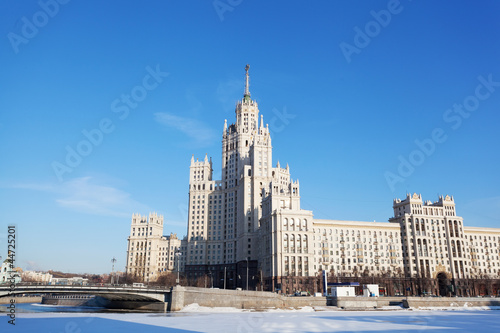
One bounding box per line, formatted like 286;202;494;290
0;285;171;302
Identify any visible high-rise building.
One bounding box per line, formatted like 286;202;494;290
126;65;500;296
184;65;274;286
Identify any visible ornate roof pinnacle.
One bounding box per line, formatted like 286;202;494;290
244;64;251;100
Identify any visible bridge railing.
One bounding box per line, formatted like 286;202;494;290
0;284;171;293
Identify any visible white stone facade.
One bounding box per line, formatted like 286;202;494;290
185;65;274;271
389;193;500;280
125;213;187;282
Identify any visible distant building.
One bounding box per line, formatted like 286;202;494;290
125;213;187;282
0;259;21;284
50;277;88;286
22;271;53;283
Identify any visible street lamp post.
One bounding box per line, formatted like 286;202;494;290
176;250;181;285
246;258;249;290
111;257;116;285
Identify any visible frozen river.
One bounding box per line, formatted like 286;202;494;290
2;304;500;332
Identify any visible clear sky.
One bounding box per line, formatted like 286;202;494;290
1;0;499;274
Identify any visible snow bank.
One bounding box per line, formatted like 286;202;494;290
265;306;316;313
415;305;500;311
179;303;328;313
179;303;248;312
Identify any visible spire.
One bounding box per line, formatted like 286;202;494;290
190;154;194;165
204;153;208;163
260;114;264;128
244;64;251;100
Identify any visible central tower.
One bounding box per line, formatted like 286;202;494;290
185;65;274;287
222;64;272;263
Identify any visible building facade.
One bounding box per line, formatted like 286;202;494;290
0;259;21;285
22;270;53;283
125;213;187;282
125;65;500;295
183;64;274;286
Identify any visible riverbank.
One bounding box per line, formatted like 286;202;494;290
1;308;499;332
0;296;42;304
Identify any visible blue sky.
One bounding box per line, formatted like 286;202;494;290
1;0;499;274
